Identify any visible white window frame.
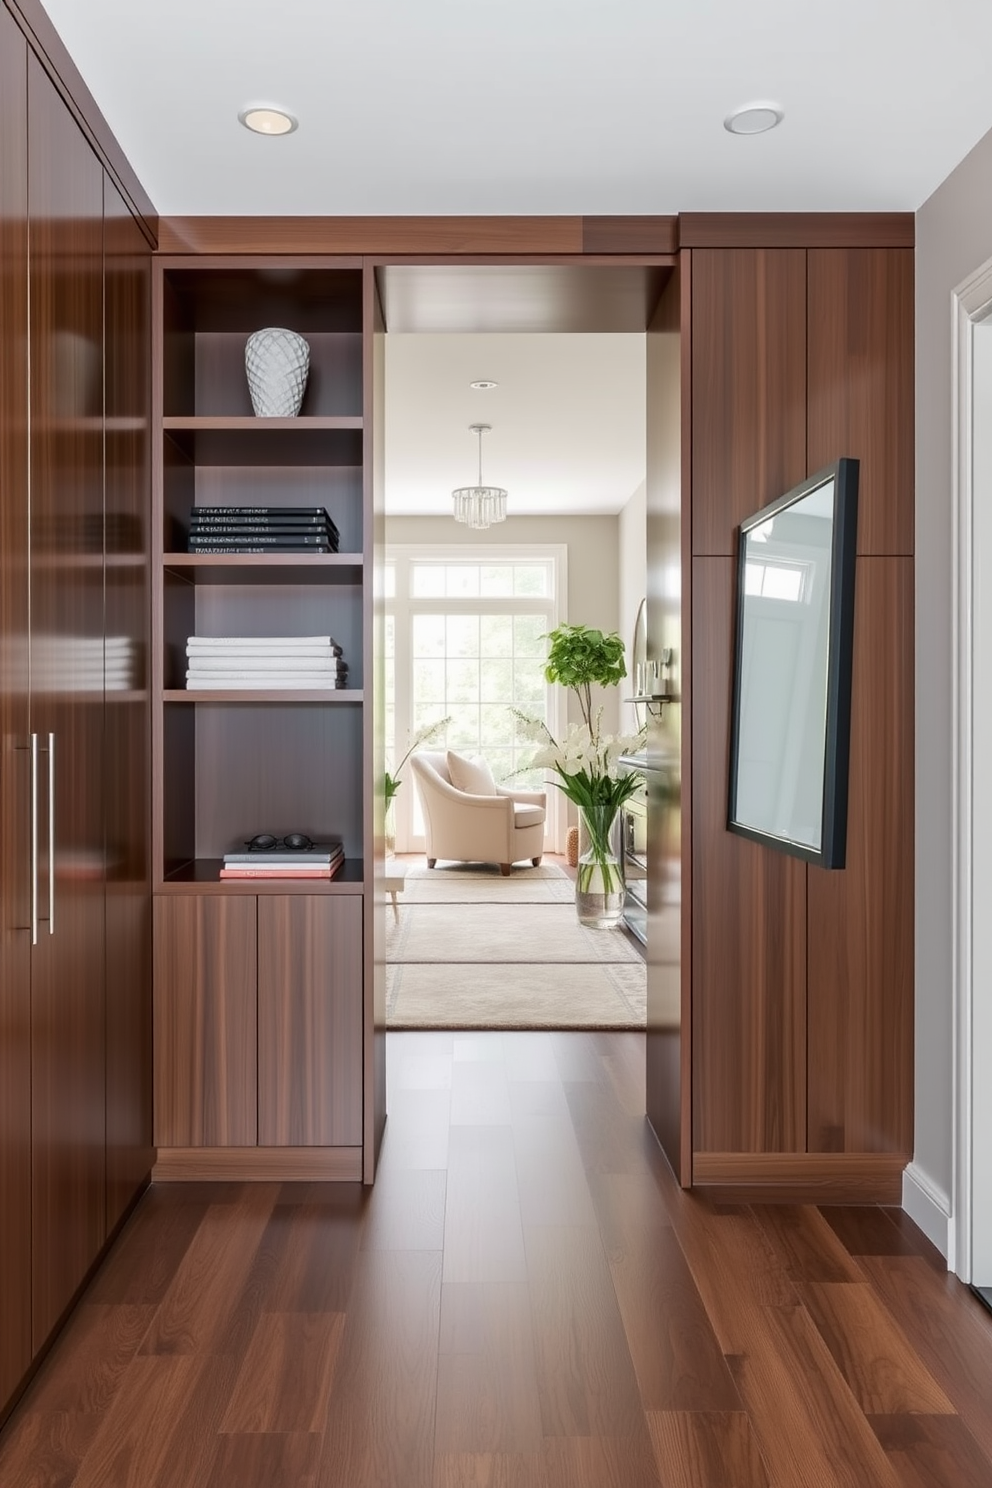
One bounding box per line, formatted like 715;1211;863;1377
385;543;568;854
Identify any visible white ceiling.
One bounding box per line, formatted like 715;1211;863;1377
40;0;992;217
385;334;646;517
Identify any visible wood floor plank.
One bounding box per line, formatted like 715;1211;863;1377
0;1409;103;1488
220;1313;344;1433
377;1086;452;1172
858;1255;992;1464
646;1410;771;1488
548;1033;609;1085
523;1223;656;1441
585;1169;672;1259
18;1303;154;1415
869;1413;992;1488
85;1185;218;1305
452;1033;508;1064
318;1250;443;1488
138;1188;277;1357
450;1059;514;1126
509;1082;600;1229
564;1078;648;1176
259;1192;367;1313
205;1431;322;1488
801;1282;955;1415
433;1451;547;1488
727;1302;904;1488
754;1204;866;1284
608;1226;742;1411
443;1126;528;1285
360;1167;447;1251
501;1032;560;1084
542;1432;662;1488
70;1353;239;1488
434;1283;544;1455
821;1207;947;1272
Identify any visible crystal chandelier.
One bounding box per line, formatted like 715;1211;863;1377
452;423;508;530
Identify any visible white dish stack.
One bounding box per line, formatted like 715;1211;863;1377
185;635;347;689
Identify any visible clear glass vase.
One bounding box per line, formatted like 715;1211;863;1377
384;798;396;859
575;806;625;929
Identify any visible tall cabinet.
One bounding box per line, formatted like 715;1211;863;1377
151;260;371;1180
0;8;152;1422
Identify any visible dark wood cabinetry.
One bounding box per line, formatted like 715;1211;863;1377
0;11;152;1424
0;2;33;1413
686;236;914;1198
150;260;372;1179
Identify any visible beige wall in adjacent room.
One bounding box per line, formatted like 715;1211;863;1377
384;514;622;737
915;120;992;1255
618;480;647;721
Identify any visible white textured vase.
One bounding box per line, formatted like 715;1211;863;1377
244;327;310;417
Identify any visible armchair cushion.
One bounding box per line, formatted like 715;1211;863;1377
446;750;497;796
512;801;545;829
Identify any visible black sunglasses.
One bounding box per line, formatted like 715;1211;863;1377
244;833;315;851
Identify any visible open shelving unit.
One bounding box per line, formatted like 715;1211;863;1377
151;257;375;1178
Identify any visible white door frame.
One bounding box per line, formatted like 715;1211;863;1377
951;256;992;1283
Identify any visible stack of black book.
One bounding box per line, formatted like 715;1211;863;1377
187;506;339;554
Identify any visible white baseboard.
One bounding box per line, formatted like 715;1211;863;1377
903;1161;954;1266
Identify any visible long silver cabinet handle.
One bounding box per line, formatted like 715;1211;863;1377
48;732;55;937
30;732;39;946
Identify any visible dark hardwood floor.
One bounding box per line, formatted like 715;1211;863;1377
2;1030;992;1487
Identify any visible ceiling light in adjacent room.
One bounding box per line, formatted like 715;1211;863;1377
452;424;508;530
239;107;298;136
724;105;783;136
469;380;499;390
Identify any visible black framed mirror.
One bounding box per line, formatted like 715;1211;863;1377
727;457;859;868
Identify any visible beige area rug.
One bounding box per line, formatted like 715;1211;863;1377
386;863;646;1030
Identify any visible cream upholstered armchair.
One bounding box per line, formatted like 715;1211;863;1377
409;750;546;876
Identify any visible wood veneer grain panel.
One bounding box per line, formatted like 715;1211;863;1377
4;0;157;242
27;47;108;1352
103;174;153;1237
680;213;914;248
691;559;807;1153
153;895;257;1147
0;1;32;1419
153;1146;363;1181
257;895;363;1147
691;1152;906;1204
691;248;807;555
158;216;583;256
807;248;914;555
807;559;914;1156
582;215;679;253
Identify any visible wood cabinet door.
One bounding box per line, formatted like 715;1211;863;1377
153;895;257;1147
27;51;108;1351
103;175;153;1232
258;896;363;1146
0;3;33;1411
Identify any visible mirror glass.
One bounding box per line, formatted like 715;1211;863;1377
728;459;858;868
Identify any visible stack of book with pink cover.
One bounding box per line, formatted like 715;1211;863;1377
220;842;344;881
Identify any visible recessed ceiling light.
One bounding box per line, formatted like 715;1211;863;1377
469;379;499;390
239;107;298;137
724;105;783;136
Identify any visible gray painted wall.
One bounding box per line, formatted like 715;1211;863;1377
916;122;992;1243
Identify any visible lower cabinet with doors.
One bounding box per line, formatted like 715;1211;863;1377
153;890;364;1178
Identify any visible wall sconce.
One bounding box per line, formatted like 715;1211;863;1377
633;650;677;717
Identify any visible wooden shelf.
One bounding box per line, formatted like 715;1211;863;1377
163;552;362;585
158;857;365;894
163;416;362;433
164;688;362;703
163;419;362;466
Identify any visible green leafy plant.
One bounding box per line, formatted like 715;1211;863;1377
543;623;627;732
384;716;451;805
